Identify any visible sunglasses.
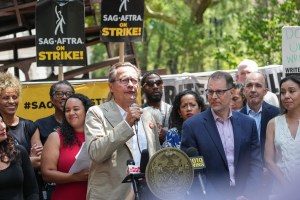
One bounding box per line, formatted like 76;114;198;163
143;79;163;87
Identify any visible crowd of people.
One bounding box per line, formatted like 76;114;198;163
0;59;299;200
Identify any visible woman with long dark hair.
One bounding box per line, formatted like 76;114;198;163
0;114;38;199
41;94;93;200
265;75;300;197
163;90;206;148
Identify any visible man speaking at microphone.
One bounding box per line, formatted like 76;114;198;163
84;62;160;200
181;71;263;200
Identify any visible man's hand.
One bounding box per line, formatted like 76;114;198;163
126;104;143;127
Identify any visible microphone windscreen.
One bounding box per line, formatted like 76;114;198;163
186;147;206;170
127;159;135;166
140;149;149;173
186;147;199;157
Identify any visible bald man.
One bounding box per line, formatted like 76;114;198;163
236;59;279;107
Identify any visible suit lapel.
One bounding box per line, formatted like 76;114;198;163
101;100;134;154
231;113;242;167
260;102;269;140
101;100;124;128
141;112;158;157
204;109;228;165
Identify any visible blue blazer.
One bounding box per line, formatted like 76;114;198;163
181;108;263;200
240;101;279;159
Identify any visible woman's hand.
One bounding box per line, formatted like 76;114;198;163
30;144;43;157
73;169;89;182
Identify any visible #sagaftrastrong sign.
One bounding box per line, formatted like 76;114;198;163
36;0;87;66
101;0;144;42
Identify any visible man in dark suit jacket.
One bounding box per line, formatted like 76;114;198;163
181;71;263;200
240;72;280;159
240;72;279;199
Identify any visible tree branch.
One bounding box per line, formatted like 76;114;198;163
144;5;177;25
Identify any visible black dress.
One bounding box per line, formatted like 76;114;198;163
0;145;39;200
35;114;61;145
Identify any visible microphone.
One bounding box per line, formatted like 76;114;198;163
186;147;207;196
127;160;140;174
127;159;135;166
126;159;140;200
140;149;149;174
130;103;140;131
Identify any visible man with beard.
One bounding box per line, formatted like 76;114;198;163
141;71;172;145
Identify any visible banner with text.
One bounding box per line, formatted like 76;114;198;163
17;81;110;121
100;0;144;42
36;0;87;66
282;26;300;77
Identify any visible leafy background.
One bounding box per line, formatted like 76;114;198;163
90;0;300;78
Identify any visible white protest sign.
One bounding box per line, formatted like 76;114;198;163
282;26;300;77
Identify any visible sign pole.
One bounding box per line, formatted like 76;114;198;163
58;64;64;80
119;42;124;63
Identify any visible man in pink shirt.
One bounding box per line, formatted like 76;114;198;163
181;71;263;200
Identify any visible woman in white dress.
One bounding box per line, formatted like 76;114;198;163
265;75;300;196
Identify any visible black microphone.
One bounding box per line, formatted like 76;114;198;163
131;103;140;131
127;159;135;166
126;159;140;200
186;147;207;196
140;149;149;174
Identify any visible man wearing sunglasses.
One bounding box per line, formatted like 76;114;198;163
141;71;172;145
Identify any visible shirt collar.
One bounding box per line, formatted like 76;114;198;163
116;103;127;120
246;104;262;115
211;108;232;122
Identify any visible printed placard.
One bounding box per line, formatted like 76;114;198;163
282;26;300;77
36;0;87;66
101;0;144;42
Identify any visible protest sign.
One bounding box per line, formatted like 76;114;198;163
101;0;144;42
36;0;87;66
282;26;300;77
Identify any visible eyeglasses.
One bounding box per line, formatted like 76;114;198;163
116;78;139;86
205;88;232;96
143;79;163;87
53;91;74;98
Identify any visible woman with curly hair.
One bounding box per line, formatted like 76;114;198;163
0;114;39;199
41;94;93;200
162;90;207;148
0;72;42;169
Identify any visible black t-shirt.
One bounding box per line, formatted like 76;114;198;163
35;115;61;145
0;145;39;200
9;117;37;153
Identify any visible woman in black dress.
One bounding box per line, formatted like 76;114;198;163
0;114;39;200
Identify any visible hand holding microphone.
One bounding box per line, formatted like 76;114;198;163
126;103;143;127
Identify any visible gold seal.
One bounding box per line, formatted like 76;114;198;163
145;148;194;200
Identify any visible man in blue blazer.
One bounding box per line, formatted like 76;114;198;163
240;72;280;160
181;71;263;200
240;72;279;199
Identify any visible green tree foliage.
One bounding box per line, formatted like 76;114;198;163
235;0;300;66
91;0;300;78
138;0;208;73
